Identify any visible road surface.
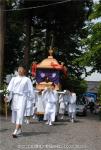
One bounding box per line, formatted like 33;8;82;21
0;113;101;150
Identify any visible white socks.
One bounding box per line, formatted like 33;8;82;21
24;119;30;124
45;120;53;126
17;128;22;135
13;129;18;135
49;121;53;126
12;128;22;138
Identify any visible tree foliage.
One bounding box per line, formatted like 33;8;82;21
77;1;101;73
4;0;92;93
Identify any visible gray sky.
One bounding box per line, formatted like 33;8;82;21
92;0;101;23
93;0;99;3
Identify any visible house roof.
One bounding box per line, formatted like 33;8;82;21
85;72;101;82
81;67;101;82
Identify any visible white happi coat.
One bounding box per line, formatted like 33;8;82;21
63;94;70;112
59;94;65;114
44;89;58;122
24;88;36;116
36;93;44;114
7;75;34;117
68;93;76;113
42;88;49;110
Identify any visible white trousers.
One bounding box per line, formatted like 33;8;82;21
12;109;25;124
44;103;56;122
11;94;27;124
69;112;76;120
59;102;65;115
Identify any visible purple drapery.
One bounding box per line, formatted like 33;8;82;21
36;69;60;84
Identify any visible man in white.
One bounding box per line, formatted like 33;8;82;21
24;91;35;124
35;90;45;121
63;90;70;113
43;83;58;126
58;90;70;119
59;93;65;119
68;89;77;123
4;65;34;138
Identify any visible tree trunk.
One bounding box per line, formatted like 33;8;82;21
23;13;31;71
0;0;5;87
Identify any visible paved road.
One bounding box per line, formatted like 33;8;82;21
0;113;101;150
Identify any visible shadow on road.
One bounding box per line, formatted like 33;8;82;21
0;128;9;132
23;131;50;137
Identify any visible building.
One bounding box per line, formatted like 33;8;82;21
84;71;101;95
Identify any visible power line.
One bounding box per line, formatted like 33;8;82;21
1;0;71;12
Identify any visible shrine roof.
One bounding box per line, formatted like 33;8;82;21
37;56;62;69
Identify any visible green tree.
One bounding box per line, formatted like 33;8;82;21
62;76;87;95
77;1;101;73
4;0;92;93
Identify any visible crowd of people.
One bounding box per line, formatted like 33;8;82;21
4;65;77;138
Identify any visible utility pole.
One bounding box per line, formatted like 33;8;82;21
0;0;5;87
